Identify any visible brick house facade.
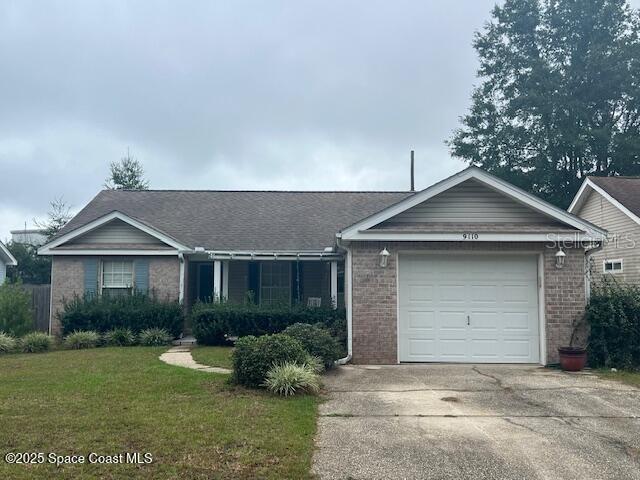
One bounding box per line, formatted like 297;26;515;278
40;167;604;365
349;241;586;364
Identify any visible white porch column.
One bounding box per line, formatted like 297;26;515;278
213;260;222;302
330;261;338;309
222;260;229;302
178;253;185;304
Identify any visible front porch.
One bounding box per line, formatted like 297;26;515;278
185;254;345;310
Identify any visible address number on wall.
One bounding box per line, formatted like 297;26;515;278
462;233;479;240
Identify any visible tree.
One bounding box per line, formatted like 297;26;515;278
34;197;73;240
105;152;150;190
448;0;640;207
6;242;51;284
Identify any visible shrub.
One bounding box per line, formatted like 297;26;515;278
0;283;33;337
191;302;346;346
264;362;321;396
20;332;54;353
587;280;640;368
283;323;340;370
232;334;309;388
138;328;172;346
0;332;17;353
64;330;101;349
59;293;183;337
104;328;137;346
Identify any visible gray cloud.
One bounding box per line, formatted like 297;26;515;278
2;0;512;240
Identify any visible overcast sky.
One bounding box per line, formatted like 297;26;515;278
4;1;636;242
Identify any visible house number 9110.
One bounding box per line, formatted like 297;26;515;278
462;233;479;240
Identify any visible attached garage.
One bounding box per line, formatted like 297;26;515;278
339;167;608;365
397;253;540;363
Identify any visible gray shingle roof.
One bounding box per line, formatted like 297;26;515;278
588;176;640;219
55;190;414;251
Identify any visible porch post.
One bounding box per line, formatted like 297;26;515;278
213;260;222;302
330;261;338;309
222;260;229;301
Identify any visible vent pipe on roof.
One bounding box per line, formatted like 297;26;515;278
410;150;415;192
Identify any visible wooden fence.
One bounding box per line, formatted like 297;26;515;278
21;284;51;332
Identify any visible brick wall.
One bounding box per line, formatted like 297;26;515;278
49;255;181;335
50;257;85;335
149;257;180;302
350;241;586;365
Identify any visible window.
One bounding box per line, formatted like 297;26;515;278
102;260;134;296
603;259;623;274
260;262;291;306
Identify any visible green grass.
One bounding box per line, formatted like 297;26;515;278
0;347;318;479
596;368;640;388
191;346;234;370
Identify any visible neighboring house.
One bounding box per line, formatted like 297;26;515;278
0;241;18;285
569;176;640;285
39;167;606;365
11;228;47;246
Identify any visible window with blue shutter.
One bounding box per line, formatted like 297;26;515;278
135;259;150;294
83;259;99;297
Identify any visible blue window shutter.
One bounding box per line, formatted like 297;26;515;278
83;259;99;296
135;259;149;293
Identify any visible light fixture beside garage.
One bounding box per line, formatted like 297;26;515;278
555;248;566;269
379;247;390;267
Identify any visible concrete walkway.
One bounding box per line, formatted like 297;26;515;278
313;364;640;480
159;346;232;374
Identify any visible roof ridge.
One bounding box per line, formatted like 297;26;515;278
588;175;640;180
102;189;415;194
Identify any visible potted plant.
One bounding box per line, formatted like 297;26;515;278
558;314;588;372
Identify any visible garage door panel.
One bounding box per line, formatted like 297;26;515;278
407;310;435;330
407;283;435;303
399;254;540;363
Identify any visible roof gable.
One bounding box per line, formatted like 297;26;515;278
569;177;640;227
340;167;607;240
38;211;190;255
379;178;564;226
0;241;17;266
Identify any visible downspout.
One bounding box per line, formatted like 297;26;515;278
335;237;352;365
584;240;604;302
178;252;185;304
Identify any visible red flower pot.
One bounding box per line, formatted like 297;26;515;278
558;346;587;372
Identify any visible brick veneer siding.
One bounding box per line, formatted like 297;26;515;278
49;255;181;335
50;257;85;335
149;257;180;302
349;241;586;365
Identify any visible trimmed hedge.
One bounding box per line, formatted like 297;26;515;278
283;323;340;369
191;302;346;346
59;293;183;337
587;280;640;368
232;334;309;388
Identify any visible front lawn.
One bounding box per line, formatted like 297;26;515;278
596;369;640;388
191;346;234;369
0;347;317;479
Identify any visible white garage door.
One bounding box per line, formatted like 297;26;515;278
398;254;540;363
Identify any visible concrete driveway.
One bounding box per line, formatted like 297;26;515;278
312;364;640;480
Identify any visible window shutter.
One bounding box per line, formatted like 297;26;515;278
135;259;150;293
248;261;260;304
292;261;304;305
83;259;99;297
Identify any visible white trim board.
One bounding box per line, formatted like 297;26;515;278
0;241;17;265
339;167;607;241
569;177;640;227
342;232;600;242
38;211;189;255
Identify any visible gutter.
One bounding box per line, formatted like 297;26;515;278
335;237;352;365
584;240;604;302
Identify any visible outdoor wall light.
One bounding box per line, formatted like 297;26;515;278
379;247;390;268
555;248;566;269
